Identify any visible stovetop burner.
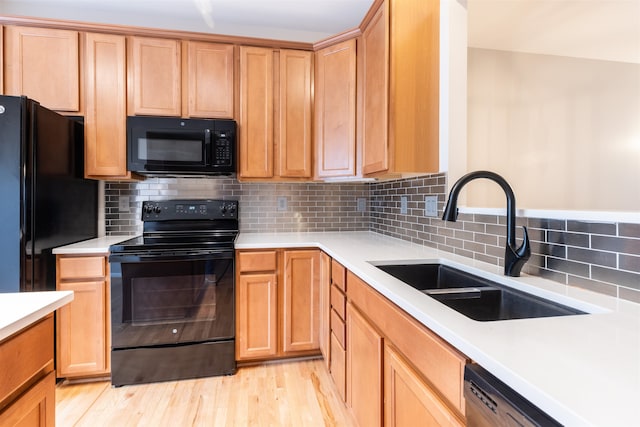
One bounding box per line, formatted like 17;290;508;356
110;199;239;255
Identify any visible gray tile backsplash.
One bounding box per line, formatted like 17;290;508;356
105;173;640;303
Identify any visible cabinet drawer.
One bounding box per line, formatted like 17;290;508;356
331;259;346;291
330;284;346;320
329;332;346;402
238;251;277;272
58;256;105;279
330;308;346;348
0;315;53;406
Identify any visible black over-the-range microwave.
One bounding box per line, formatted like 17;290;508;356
127;116;237;176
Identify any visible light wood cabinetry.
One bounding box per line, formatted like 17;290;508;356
346;302;383;427
128;36;182;116
4;25;80;112
343;270;467;426
84;32;130;179
238;46;313;180
319;252;331;369
56;254;110;379
314;39;357;178
236;249;320;361
329;259;347;401
0;315;55;426
184;41;234;118
361;0;440;177
384;343;464;427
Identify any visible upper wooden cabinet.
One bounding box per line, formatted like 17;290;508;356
128;36;234;118
315;39;357;179
128;36;182;116
361;0;440;177
185;41;234;118
84;32;130;179
239;46;313;180
4;26;80;112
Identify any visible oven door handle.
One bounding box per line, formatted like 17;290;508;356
109;251;233;263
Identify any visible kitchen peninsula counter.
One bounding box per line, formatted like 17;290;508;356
0;291;73;342
236;231;640;427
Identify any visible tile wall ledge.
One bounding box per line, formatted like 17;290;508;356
457;207;640;224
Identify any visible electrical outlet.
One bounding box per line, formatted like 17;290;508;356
119;196;130;213
277;196;287;211
400;196;408;214
425;195;438;217
357;198;366;212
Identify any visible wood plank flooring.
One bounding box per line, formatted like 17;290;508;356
56;359;355;426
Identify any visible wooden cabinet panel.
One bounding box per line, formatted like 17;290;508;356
56;255;110;379
0;371;55;427
331;259;346;291
84;32;129;178
330;284;346;320
361;1;390;176
329;332;346;402
57;280;108;377
277;49;313;178
185;41;234;118
128;36;181;116
0;316;53;405
239;46;274;178
236;273;278;360
330;309;346;348
346;303;383;427
237;250;277;272
385;343;464;427
58;255;105;279
315;39;357;178
4;26;80;112
281;250;320;353
319;252;331;369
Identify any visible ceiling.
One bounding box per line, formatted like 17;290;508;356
1;0;638;62
0;0;375;43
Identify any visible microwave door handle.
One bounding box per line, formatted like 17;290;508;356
204;129;212;165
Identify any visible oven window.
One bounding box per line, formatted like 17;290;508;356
111;257;234;347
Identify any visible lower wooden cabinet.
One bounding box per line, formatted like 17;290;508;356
384;344;464;427
346;303;383;427
56;254;110;378
236;249;320;361
0;315;55;426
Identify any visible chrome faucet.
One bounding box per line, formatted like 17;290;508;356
442;171;531;277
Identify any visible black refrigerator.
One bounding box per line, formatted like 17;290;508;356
0;95;98;293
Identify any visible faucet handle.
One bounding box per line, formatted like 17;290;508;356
505;226;531;277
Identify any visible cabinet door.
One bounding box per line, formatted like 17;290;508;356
4;26;80;112
361;0;390;176
0;371;55;427
281;250;320;353
186;41;234;118
384;344;464;427
319;252;331;368
277;49;313;178
236;273;278;359
56;280;108;377
84;32;129;178
239;46;274;178
346;303;383;427
128;36;181;116
315;39;357;178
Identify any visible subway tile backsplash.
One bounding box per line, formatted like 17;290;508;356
105;173;640;303
105;178;369;236
368;173;640;304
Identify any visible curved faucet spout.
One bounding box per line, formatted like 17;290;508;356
442;171;531;277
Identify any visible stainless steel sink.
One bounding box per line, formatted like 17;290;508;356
373;263;586;321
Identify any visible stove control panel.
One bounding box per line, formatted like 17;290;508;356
142;199;238;221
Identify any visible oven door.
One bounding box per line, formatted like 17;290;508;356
109;250;234;349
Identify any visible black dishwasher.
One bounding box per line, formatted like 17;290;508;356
464;364;562;427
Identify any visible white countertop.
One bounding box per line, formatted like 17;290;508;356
52;235;135;255
0;291;74;342
236;231;640;427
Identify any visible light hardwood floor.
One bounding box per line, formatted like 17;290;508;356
55;359;355;426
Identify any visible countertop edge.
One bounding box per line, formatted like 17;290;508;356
0;291;74;342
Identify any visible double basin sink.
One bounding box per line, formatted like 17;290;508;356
374;263;586;321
